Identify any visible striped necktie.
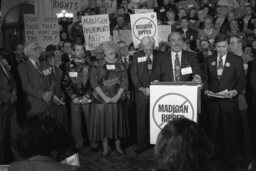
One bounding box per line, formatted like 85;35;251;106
175;53;181;81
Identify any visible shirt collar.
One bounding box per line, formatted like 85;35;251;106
171;51;182;59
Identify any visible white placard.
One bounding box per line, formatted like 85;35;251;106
51;0;81;21
158;25;172;42
82;14;111;51
97;0;117;14
130;12;159;48
150;84;199;144
61;153;80;166
24;14;60;50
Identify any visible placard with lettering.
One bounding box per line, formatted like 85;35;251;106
97;0;117;14
82;14;111;51
130;12;159;48
24;14;59;49
51;0;81;20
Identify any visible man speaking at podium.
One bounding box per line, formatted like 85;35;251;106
151;32;202;83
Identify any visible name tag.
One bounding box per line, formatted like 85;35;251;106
106;65;116;70
217;69;223;76
188;4;193;8
138;56;147;63
148;64;152;70
243;64;248;70
69;72;78;77
181;67;192;75
42;68;51;76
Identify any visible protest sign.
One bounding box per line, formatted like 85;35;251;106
61;153;80;166
24;14;59;49
130;12;158;48
51;0;81;21
97;0;117;14
150;82;200;144
82;14;111;51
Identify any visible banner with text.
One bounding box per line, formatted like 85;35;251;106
150;83;199;144
24;14;59;49
130;12;158;48
97;0;117;14
51;0;81;21
82;14;110;51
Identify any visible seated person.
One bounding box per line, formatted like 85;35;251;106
9;115;79;171
155;118;212;171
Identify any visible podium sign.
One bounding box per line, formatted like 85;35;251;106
150;82;199;144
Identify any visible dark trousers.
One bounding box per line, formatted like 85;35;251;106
135;92;149;149
0;104;16;164
70;103;90;148
209;102;239;163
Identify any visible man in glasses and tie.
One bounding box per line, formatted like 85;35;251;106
151;32;202;83
203;34;246;168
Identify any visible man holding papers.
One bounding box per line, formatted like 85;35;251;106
203;34;246;168
151;32;202;82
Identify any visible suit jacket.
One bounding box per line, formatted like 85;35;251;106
203;52;246;112
0;60;17;115
18;60;55;115
9;155;80;171
249;59;256;110
151;50;202;82
130;50;161;91
176;27;197;50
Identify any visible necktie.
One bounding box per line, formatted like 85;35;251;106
175;53;181;81
217;56;224;80
35;61;42;71
147;55;152;72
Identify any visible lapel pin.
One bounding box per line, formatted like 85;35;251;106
225;62;230;67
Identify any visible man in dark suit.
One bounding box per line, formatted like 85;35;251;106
203;34;246;167
18;42;55;116
130;36;163;154
176;16;198;50
151;32;201;83
0;56;17;164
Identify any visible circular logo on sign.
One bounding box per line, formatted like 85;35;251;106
152;93;195;130
133;17;157;41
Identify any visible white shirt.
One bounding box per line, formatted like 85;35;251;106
217;53;227;69
29;58;37;68
171;51;182;81
122;55;130;63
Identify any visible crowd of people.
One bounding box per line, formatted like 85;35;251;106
0;0;256;170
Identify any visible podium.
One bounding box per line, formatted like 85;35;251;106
150;82;201;144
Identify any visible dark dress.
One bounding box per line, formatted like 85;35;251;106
90;59;129;141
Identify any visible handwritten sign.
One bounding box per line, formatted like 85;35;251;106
130;12;159;48
158;25;172;42
97;0;117;14
82;14;110;51
24;14;60;50
51;0;81;20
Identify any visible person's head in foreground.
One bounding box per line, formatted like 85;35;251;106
155;118;212;171
13;115;74;160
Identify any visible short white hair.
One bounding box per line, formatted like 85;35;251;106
24;42;41;56
139;36;155;49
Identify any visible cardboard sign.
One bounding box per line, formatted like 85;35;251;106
24;14;59;50
130;12;158;48
158;25;172;43
51;0;81;21
82;14;111;51
97;0;117;14
113;30;133;47
150;83;199;144
61;153;80;166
